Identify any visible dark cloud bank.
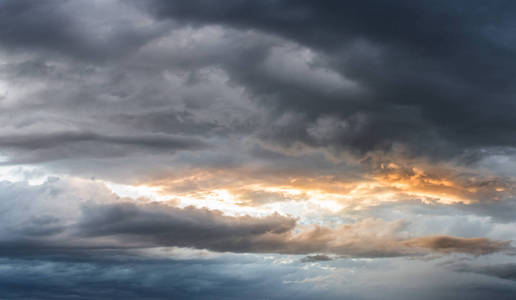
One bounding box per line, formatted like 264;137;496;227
0;0;515;166
140;0;516;158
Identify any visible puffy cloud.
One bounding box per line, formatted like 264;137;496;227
142;0;516;159
0;0;515;177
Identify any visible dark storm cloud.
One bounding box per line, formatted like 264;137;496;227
141;0;516;159
0;0;165;61
1;0;515;169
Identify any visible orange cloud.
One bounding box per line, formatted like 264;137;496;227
135;160;514;213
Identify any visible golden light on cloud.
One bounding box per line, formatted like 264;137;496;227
109;161;514;219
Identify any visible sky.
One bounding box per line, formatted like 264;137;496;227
1;0;516;299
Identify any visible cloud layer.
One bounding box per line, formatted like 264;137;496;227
0;178;512;260
1;0;516;299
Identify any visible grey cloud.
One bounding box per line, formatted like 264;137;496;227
72;202;513;257
357;196;516;225
0;131;208;150
2;0;515;182
140;0;516;160
405;236;512;256
2;255;516;300
0;131;209;164
1;0;516;163
76;203;297;252
0;256;336;300
0;0;166;61
300;254;334;263
451;263;516;281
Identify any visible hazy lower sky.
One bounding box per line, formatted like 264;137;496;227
1;1;516;299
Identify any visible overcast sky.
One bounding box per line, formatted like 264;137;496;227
1;0;516;299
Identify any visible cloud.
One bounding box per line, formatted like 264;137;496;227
0;178;511;259
450;263;516;281
0;131;208;150
1;0;516;191
1;1;516;298
0;0;165;61
404;236;512;255
0;256;336;300
140;0;516;160
300;254;333;263
368;161;516;204
0;131;209;163
75;202;297;252
0;0;515;177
